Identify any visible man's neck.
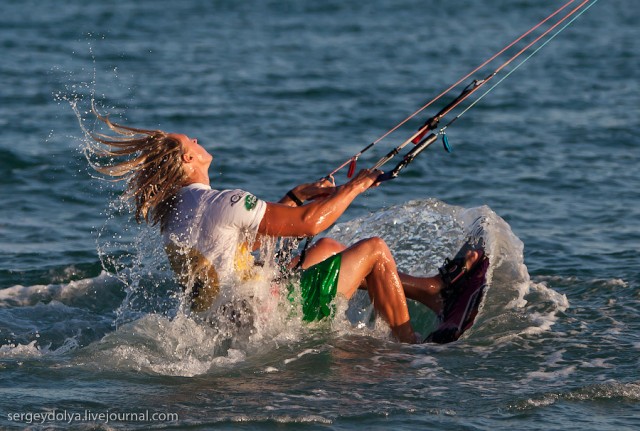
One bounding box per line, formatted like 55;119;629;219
184;169;210;187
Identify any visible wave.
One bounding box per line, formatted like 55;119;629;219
513;381;640;410
0;270;125;357
0;270;125;310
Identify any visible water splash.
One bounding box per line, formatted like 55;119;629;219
328;199;566;344
0;196;567;375
86;198;551;376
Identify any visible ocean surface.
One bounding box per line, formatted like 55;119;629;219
1;0;638;429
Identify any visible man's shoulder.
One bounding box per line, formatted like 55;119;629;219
197;188;262;212
214;189;249;207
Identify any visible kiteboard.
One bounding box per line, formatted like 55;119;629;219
424;216;490;344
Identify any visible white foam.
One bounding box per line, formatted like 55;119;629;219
283;348;320;365
0;270;115;308
526;365;577;381
518;381;640;410
85;313;235;377
579;358;614;369
0;336;80;359
520;282;569;337
0;340;41;358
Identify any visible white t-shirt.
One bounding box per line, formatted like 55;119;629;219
162;183;267;284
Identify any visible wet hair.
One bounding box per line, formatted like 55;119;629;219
87;110;188;231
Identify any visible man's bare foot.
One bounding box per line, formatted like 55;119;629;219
400;250;481;315
393;321;418;344
431;250;480;314
463;250;480;272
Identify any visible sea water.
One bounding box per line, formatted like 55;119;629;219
1;0;638;429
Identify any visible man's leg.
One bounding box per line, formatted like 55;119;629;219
399;249;479;315
398;273;443;314
301;238;446;314
297;238;345;269
301;238;479;315
323;237;416;343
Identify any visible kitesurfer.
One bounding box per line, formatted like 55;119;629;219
88;115;479;343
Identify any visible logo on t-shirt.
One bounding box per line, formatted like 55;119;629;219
229;192;243;206
244;194;258;211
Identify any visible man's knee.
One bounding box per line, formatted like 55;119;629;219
299;237;346;270
343;237;393;265
314;237;345;254
363;236;392;257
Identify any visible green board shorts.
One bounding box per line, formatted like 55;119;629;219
295;253;342;322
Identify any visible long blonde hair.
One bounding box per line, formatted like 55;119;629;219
88;110;188;231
